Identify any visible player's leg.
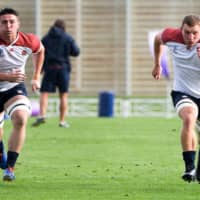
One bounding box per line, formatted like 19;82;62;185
58;70;70;128
39;92;49;118
32;92;49;126
3;95;31;181
177;102;197;182
194;102;200;183
196;130;200;182
0;112;7;169
171;91;198;182
58;92;69;128
179;106;197;180
32;71;55;127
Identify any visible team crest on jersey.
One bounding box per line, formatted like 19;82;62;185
21;50;27;56
0;48;4;57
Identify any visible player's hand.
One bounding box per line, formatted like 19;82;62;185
152;64;162;80
8;69;26;83
31;79;40;92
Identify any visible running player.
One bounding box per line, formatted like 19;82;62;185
152;15;200;183
0;8;44;181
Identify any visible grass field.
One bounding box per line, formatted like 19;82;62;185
0;117;200;200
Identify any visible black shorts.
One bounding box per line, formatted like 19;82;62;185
40;69;70;93
0;83;28;113
171;90;200;119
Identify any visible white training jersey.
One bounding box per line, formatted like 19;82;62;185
0;32;41;91
161;28;200;98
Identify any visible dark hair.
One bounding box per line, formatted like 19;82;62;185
0;7;19;17
53;19;66;31
181;15;200;28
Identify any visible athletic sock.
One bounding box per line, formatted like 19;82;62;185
197;149;200;169
182;151;196;172
7;151;19;168
0;141;4;154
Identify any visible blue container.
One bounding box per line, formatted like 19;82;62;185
98;91;115;117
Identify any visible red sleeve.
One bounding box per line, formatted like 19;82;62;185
16;32;42;53
161;28;184;44
26;33;41;53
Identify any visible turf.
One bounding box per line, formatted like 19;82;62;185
0;117;200;200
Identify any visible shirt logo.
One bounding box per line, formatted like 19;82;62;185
21;50;27;56
17;90;23;94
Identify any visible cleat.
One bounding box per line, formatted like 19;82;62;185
182;169;196;183
3;167;15;181
59;122;70;128
32;117;46;127
0;151;7;169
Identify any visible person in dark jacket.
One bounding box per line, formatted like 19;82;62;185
32;19;80;128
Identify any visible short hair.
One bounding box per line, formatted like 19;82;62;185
0;7;19;17
53;19;66;31
181;15;200;27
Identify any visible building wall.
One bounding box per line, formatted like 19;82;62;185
40;0;126;96
0;1;200;97
131;0;200;96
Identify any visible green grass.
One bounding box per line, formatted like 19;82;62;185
0;117;200;200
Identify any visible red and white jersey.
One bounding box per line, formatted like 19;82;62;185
0;31;42;91
161;28;200;98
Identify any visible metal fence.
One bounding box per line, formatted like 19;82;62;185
31;97;176;118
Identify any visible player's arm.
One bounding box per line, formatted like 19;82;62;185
31;43;45;92
69;37;80;57
0;70;25;82
0;72;9;81
152;32;165;80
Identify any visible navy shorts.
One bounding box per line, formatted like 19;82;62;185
40;69;70;93
171;90;200;119
0;83;28;113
